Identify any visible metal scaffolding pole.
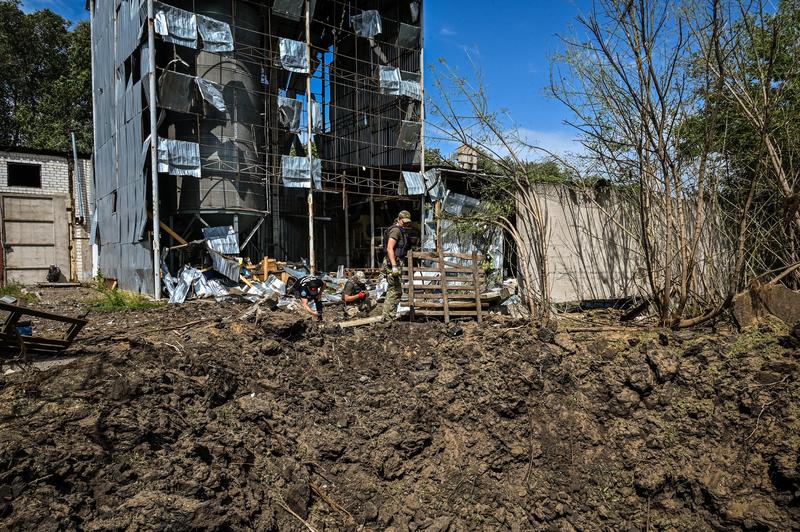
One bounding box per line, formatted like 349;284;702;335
305;0;316;274
369;174;375;269
344;187;350;268
147;0;162;299
419;1;427;247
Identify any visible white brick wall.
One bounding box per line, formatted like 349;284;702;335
0;151;71;195
0;150;95;282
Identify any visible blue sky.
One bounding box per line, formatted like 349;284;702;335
21;0;87;23
425;0;592;156
22;0;591;155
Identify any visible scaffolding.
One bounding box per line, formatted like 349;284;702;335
90;0;425;296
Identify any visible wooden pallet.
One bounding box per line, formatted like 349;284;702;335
405;251;485;324
0;302;87;359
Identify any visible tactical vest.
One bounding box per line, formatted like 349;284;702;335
382;224;411;260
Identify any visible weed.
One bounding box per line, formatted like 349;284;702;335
0;282;37;304
90;287;162;313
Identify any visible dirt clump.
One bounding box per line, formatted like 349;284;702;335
0;292;799;530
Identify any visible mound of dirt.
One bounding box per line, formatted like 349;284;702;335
1;296;799;530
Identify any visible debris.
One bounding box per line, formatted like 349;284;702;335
0;301;87;359
338;316;384;329
446;326;463;337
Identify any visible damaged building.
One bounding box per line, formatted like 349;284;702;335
0;147;94;285
89;0;438;296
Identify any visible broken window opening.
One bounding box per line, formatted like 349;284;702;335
6;162;41;188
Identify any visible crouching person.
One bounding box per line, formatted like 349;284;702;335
289;275;326;322
342;271;376;318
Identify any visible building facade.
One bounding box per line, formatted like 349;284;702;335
0;147;94;285
90;0;425;295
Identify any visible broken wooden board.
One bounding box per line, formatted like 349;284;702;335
338;315;384;329
0;302;87;359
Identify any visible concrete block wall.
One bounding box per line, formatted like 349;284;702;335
0;150;95;282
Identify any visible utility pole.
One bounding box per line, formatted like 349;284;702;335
305;0;316;274
147;0;162;299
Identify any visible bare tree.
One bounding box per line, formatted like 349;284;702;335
427;63;552;323
549;0;761;327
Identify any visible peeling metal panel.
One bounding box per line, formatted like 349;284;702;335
311;99;323;133
278;96;303;132
279;38;309;73
197;14;234;53
401;171;425;195
397;120;422;150
154;2;197;49
157;138;201;177
209;252;241;281
379;66;401;96
398;23;421;49
281;156;322;189
423;169;446;201
196;77;226;112
444;192;481;216
351;10;382;38
202;226;239;255
400;79;422;101
158;70;195;113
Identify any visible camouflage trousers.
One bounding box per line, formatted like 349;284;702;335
383;269;403;320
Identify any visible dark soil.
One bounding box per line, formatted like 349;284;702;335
1;289;799;530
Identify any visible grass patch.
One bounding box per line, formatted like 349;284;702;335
727;317;788;358
90;285;163;313
0;282;37;304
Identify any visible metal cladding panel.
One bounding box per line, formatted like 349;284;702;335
91;0;154;292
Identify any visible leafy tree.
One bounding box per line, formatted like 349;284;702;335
0;1;91;152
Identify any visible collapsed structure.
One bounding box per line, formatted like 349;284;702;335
89;0;434;296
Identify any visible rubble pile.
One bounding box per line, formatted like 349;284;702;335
0;296;798;529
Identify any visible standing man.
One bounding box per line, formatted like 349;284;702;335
383;210;413;320
290;274;326;321
342;271;376;318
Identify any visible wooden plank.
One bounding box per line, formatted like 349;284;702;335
402;285;478;292
65;322;85;342
407;251;415;320
159;221;188;246
404;267;476;274
403;275;484;283
411;301;490;309
0;334;70;347
338;315;384;328
473;251;483;324
414;310;481;317
438;246;450;324
0;347;64;358
403;281;478;288
412;251;480;261
0;303;87;325
408;293;482;300
0;340;65;352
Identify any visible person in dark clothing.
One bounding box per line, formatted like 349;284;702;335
342;271;376;318
290;275;326;321
383;210;413;319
